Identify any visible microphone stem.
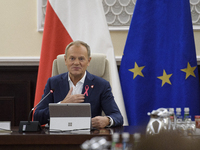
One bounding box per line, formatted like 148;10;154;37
33;91;52;110
28;90;52;122
28;109;34;123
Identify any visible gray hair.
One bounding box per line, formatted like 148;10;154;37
65;40;91;58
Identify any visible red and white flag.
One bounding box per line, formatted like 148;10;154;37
34;0;128;125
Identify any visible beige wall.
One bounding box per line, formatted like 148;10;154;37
110;31;128;56
194;30;200;56
0;0;42;57
0;0;200;58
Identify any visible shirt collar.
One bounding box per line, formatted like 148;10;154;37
68;71;87;84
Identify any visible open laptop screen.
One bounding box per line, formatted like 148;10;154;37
49;103;91;131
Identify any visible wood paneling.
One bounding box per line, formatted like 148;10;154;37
0;81;31;126
0;97;14;125
0;66;38;126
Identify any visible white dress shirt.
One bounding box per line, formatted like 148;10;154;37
68;71;86;95
62;71;114;127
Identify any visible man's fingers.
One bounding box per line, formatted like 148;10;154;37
67;87;73;96
73;95;85;103
75;100;85;103
63;93;85;103
91;116;109;128
74;94;85;99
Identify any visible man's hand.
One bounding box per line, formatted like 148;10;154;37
61;87;85;103
91;116;110;129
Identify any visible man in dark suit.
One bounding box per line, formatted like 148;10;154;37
34;40;123;128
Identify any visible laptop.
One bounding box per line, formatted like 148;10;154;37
49;103;91;132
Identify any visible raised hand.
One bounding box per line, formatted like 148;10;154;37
61;87;85;103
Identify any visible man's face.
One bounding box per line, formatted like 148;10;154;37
64;44;91;79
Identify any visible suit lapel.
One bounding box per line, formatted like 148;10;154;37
82;71;95;103
60;72;70;98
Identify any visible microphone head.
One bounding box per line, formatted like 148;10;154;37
50;89;55;93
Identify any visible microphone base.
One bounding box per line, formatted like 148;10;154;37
19;121;42;132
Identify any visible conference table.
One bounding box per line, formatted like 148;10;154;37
0;126;145;150
1;125;200;150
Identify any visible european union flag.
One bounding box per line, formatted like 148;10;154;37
119;0;200;126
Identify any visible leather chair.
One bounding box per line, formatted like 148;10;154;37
52;53;110;83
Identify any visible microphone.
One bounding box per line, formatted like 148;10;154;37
19;89;54;132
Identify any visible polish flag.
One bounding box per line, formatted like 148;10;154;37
34;0;128;125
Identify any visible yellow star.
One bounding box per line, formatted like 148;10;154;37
157;70;172;87
129;62;145;79
181;62;196;79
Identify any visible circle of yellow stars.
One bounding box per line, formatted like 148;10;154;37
129;62;197;87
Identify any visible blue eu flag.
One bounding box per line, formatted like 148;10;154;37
119;0;200;126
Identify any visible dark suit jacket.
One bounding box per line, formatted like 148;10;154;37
34;71;124;126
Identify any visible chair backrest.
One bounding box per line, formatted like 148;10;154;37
52;53;110;83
